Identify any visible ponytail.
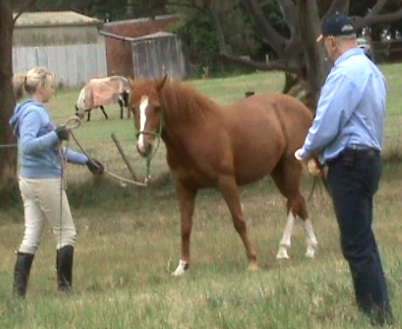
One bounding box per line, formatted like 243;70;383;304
13;73;26;101
12;67;54;101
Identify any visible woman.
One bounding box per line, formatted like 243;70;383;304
10;67;104;297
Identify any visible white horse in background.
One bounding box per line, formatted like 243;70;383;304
75;76;130;122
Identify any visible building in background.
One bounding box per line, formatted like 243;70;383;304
13;11;107;87
101;15;186;80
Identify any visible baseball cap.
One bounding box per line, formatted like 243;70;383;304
316;14;356;42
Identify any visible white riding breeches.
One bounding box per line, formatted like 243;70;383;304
18;176;77;254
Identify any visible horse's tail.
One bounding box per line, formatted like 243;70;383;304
306;158;330;201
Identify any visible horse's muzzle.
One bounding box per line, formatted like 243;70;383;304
136;142;153;157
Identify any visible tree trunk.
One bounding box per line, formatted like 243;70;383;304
127;0;135;16
297;0;328;109
0;0;18;189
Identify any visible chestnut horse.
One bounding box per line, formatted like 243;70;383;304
128;76;318;276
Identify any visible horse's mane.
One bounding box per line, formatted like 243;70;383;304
161;80;219;121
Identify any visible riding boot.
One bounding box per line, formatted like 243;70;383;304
56;245;74;293
13;252;35;298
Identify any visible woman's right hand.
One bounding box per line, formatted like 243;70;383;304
55;125;70;141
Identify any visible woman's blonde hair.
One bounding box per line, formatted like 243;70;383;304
13;67;55;101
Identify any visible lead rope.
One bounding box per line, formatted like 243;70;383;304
69;131;150;187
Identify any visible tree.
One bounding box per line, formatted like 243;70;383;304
0;0;40;190
11;0;168;20
168;0;402;109
0;0;17;189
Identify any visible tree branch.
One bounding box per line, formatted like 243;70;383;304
322;0;350;22
368;0;388;16
13;0;40;24
241;0;286;55
276;0;298;38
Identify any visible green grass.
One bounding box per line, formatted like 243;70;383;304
1;67;402;328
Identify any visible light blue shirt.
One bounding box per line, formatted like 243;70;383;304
299;47;386;164
9;99;88;178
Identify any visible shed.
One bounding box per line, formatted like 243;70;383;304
130;32;186;79
12;11;107;87
101;15;186;79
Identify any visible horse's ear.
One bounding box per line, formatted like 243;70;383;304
156;74;168;91
127;77;135;91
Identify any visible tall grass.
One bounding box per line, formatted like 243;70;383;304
1;68;402;328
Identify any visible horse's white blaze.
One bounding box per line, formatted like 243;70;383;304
172;259;188;277
276;211;295;259
137;96;149;152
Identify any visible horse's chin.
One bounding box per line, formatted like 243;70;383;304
137;145;152;158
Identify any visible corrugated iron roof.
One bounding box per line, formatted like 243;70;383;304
131;31;176;42
13;11;102;27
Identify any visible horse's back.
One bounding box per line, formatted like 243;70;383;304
210;93;312;185
232;93;312;124
226;93;312;148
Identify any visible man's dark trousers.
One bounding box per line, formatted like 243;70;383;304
327;148;393;324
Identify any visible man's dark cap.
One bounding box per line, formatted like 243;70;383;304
316;14;356;42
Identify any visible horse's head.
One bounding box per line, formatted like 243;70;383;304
75;87;86;119
75;105;85;119
128;75;168;158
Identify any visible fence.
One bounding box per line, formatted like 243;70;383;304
12;43;107;87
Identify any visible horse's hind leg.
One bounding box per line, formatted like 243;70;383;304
172;181;197;277
276;210;295;259
218;175;258;271
271;158;318;259
100;106;108;120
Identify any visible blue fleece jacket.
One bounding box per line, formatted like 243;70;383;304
9;99;88;178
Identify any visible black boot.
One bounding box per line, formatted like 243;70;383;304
13;252;34;298
56;245;74;293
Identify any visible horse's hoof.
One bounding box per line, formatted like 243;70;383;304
171;259;189;277
171;269;185;277
276;248;290;260
305;249;316;258
248;263;259;272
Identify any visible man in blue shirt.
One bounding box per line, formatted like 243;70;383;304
295;14;393;325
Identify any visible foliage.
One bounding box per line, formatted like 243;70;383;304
11;0;168;20
168;0;260;76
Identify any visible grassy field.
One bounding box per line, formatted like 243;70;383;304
1;66;402;329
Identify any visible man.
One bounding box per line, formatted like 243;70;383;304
295;14;393;325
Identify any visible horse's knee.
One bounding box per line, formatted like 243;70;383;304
288;194;308;219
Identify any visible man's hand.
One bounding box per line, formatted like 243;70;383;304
294;148;304;161
86;158;105;175
55;125;70;141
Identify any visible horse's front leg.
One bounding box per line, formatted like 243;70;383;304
118;98;124;119
218;175;258;271
172;181;197;277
